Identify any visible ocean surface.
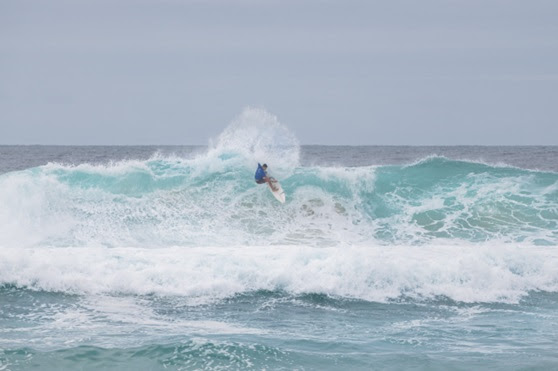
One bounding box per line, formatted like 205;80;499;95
1;112;558;370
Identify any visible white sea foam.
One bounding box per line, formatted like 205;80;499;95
206;106;300;177
1;244;557;304
1;108;556;249
1;158;556;248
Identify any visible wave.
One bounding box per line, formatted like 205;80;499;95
1;108;558;304
1;244;558;304
2;108;556;247
0;153;556;248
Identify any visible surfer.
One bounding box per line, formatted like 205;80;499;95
255;163;278;191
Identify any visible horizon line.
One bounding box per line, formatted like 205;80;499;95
1;144;557;147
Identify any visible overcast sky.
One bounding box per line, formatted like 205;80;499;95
1;0;557;145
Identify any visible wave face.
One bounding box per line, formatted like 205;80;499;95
0;153;556;249
1;158;556;248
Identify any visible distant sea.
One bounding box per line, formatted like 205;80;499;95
1;141;558;370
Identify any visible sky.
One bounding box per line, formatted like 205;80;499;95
1;0;557;145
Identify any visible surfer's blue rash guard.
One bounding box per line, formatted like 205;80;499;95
255;164;266;182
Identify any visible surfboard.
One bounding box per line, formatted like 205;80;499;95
269;178;286;203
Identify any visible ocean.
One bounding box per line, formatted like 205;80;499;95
1;114;558;370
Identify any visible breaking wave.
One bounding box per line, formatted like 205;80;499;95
1;107;557;304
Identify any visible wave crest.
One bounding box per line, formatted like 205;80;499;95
0;154;557;247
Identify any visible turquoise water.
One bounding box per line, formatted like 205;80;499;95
2;286;558;370
1;115;558;370
1;155;556;249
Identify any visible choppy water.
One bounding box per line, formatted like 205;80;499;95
1;109;558;370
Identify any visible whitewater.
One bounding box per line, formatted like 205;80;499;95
1;108;558;370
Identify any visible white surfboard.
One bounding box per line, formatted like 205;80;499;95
269;178;286;203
